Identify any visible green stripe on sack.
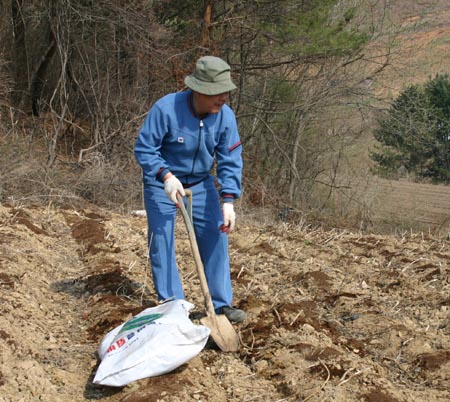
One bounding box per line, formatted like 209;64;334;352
119;313;163;333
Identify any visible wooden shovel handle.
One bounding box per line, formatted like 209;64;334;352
177;190;216;317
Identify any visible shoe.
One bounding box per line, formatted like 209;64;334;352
216;306;246;323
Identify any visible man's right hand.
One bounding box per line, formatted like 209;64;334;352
164;174;185;205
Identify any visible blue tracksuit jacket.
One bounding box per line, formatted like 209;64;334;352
134;90;242;200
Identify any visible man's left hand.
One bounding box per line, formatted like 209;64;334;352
220;203;235;234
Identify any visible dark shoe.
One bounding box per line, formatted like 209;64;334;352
216;306;246;323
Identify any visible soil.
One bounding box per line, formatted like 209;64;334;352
1;202;449;402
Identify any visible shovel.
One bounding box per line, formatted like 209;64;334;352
177;190;240;352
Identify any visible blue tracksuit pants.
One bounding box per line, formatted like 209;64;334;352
143;175;233;310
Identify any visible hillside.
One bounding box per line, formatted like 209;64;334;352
1;201;449;402
373;0;450;96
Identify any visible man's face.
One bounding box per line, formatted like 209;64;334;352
194;92;229;115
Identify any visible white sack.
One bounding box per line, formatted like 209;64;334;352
93;299;210;387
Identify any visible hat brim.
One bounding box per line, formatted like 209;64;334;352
185;75;237;95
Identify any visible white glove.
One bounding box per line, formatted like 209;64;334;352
221;203;236;234
164;175;185;204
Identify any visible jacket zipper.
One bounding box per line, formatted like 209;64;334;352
189;119;203;183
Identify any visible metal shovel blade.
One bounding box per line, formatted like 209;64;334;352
201;314;240;352
178;191;240;352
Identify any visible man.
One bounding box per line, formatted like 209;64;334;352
134;56;245;323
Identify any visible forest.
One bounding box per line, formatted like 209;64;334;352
0;0;396;227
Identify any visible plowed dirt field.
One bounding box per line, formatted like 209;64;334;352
1;202;449;402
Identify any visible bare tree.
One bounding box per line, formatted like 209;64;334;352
2;0;175;164
212;0;395;208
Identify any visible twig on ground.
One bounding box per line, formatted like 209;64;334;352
338;366;371;386
237;266;245;279
303;358;331;402
273;308;282;324
290;311;302;326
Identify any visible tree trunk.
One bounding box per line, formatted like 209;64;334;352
30;27;56;116
11;0;29;109
200;1;213;50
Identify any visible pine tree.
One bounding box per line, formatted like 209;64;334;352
371;74;450;182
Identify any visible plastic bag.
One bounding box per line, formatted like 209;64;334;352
93;299;210;387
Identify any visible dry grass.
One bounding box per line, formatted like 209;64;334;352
0;131;142;212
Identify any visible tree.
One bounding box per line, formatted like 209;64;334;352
1;0;172;166
212;0;391;206
371;74;450;182
96;0;388;207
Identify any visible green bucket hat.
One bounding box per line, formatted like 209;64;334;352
184;56;237;95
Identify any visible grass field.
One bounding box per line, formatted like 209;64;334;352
360;177;450;234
